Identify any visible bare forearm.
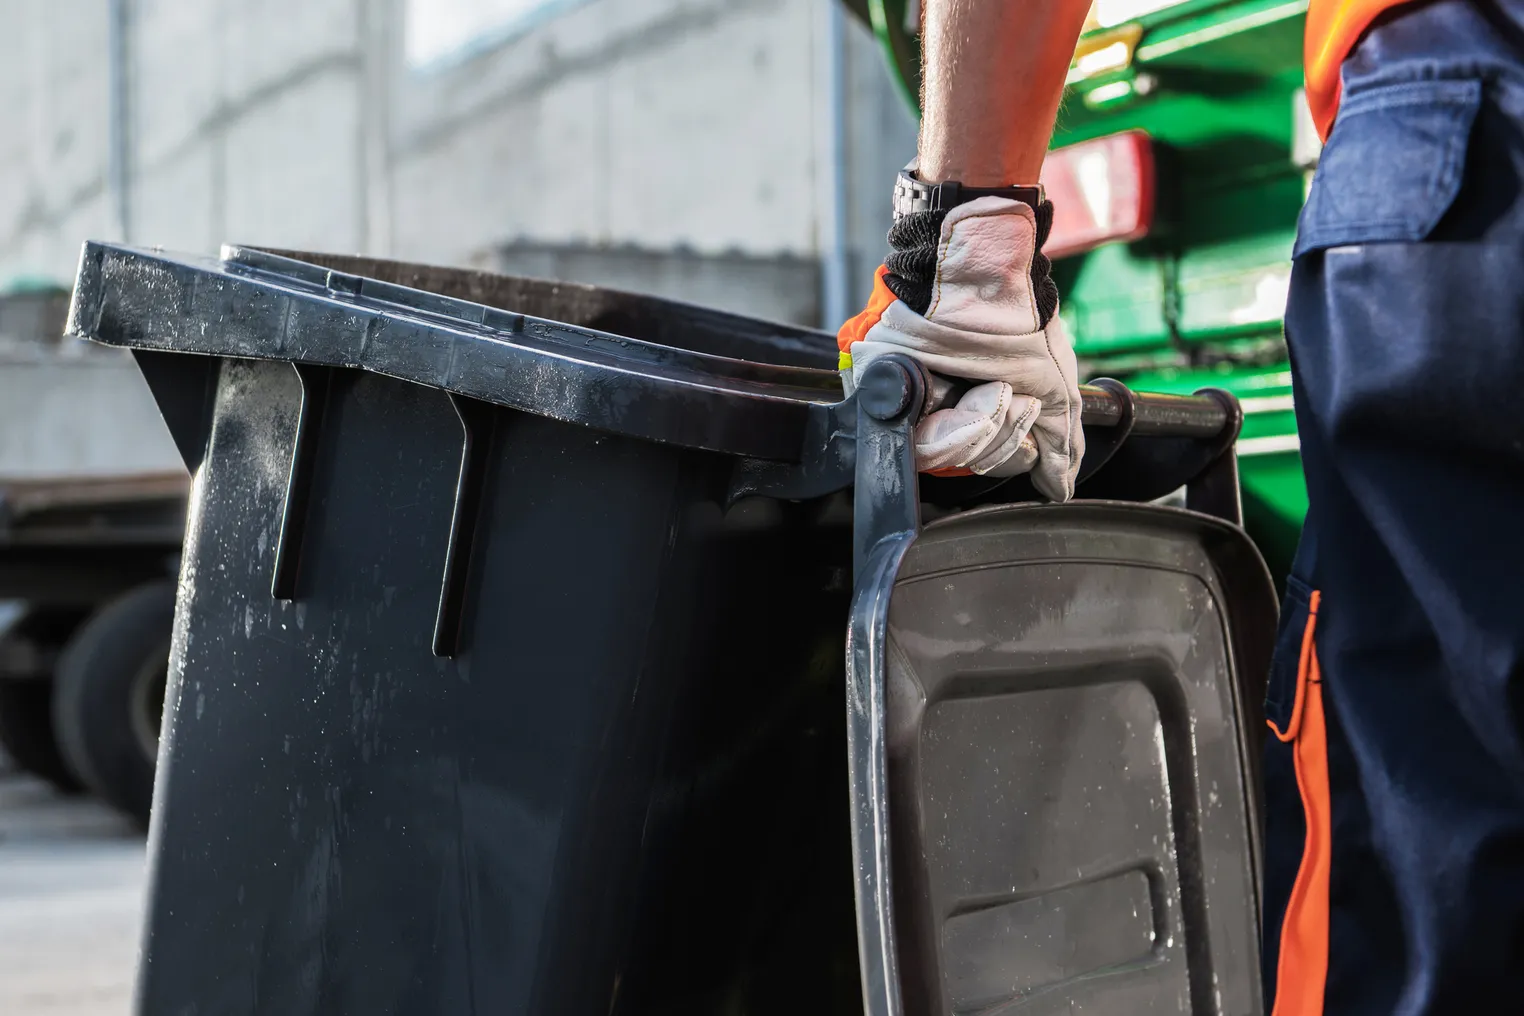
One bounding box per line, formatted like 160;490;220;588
918;0;1093;185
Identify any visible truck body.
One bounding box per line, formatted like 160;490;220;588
0;287;185;821
850;0;1310;581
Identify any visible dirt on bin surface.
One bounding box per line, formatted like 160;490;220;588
0;753;145;1016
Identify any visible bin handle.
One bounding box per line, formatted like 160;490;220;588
728;369;1241;509
923;375;1230;439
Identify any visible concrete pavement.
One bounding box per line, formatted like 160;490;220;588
0;764;145;1016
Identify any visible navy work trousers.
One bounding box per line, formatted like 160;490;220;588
1262;1;1524;1012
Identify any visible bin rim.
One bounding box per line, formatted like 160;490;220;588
238;246;842;372
68;242;844;462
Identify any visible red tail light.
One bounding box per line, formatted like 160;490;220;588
1040;131;1155;259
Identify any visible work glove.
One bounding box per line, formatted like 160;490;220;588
838;195;1084;501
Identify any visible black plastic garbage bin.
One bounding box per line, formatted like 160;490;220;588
75;244;864;1015
70;242;1277;1016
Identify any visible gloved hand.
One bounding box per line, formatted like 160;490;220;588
838;195;1084;501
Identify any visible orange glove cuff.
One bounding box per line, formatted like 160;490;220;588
836;265;897;366
837;265;970;477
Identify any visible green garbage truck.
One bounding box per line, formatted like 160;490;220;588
846;0;1312;583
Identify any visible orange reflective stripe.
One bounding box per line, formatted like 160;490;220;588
1269;590;1331;1016
1305;0;1422;140
837;264;897;354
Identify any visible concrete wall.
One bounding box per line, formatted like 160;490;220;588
0;2;116;285
0;0;916;324
485;241;822;326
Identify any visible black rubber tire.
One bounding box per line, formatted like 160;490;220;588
0;678;85;793
52;581;175;826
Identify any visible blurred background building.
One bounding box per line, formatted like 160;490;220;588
0;0;917;329
0;11;913;1010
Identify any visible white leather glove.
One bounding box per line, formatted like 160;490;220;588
841;196;1084;501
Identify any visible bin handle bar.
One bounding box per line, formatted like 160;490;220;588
1081;383;1227;438
925;375;1230;440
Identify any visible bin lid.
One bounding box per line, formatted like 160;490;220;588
849;500;1275;1015
68;243;844;462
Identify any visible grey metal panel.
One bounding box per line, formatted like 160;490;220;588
882;501;1274;1015
0;351;184;481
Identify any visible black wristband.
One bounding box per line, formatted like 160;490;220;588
892;168;1045;221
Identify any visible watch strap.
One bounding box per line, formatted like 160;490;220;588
893;168;1044;220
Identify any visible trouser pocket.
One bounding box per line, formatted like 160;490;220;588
1261;576;1329;1016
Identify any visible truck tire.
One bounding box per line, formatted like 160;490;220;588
52;581;175;826
0;678;85;793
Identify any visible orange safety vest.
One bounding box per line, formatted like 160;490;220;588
1304;0;1425;139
